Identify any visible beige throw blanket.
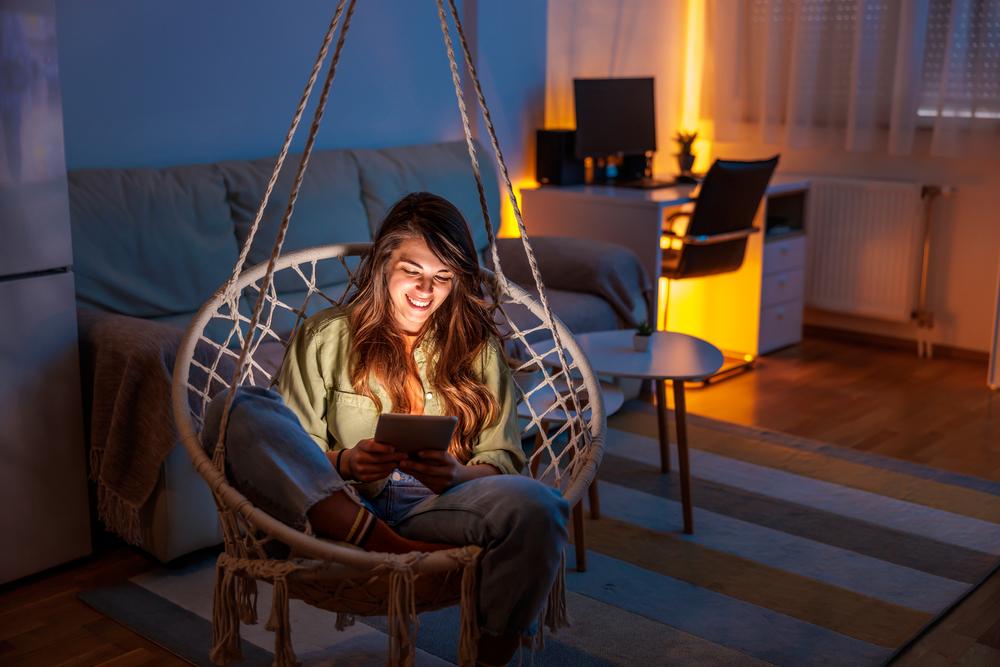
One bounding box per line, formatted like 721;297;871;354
78;308;233;545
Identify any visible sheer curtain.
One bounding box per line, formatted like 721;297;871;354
705;0;1000;157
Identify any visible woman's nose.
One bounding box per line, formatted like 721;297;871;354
415;275;433;293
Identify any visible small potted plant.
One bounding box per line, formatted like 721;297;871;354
633;320;654;352
673;130;698;178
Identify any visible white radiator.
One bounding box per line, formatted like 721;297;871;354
805;178;924;322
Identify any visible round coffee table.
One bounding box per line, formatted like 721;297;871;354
574;329;724;534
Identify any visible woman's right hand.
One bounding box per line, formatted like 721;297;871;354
344;439;406;482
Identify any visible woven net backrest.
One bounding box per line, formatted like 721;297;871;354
170;0;605;565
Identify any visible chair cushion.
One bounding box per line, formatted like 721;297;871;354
69;164;238;318
217;149;370;293
351;140;500;255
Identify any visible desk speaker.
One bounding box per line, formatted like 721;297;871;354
536;129;584;186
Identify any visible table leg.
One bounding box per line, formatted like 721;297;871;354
655;379;671;473
588;480;601;520
672;379;694;534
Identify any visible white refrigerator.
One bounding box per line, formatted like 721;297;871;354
0;0;91;583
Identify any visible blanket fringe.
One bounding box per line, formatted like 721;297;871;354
96;483;143;547
89;444;103;481
210;558;243;665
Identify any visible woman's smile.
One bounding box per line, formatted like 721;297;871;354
387;237;455;333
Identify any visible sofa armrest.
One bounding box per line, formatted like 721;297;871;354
494;236;653;328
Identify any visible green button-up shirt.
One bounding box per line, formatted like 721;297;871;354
276;307;525;496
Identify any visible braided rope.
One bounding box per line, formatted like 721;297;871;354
434;0;589;448
222;0;349;299
213;0;358;471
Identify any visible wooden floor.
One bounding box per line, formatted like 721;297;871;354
1;336;998;665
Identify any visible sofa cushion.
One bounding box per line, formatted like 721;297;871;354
501;286;621;346
351;140;500;254
69;165;238;318
217;149;370;293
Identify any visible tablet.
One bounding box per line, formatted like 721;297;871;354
374;414;457;454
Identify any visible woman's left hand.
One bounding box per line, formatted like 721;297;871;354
398;450;463;494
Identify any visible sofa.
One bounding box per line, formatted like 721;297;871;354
70;139;651;562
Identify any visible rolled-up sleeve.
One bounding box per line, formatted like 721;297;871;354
466;343;526;475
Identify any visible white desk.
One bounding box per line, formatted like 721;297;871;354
522;177;810;356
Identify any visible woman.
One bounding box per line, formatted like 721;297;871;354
203;192;569;665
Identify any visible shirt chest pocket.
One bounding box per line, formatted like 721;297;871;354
328;389;379;449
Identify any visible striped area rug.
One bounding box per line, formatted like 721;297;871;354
81;402;1000;666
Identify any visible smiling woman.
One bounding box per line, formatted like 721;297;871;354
202;192;570;665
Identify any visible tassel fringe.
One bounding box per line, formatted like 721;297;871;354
457;554;480;667
531;550;570;652
237;574;259;625
210;560;244;665
387;565;419;667
267;576;299;667
335;612;356;631
543;551;569;633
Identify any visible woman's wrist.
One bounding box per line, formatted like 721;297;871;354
334;448;354;481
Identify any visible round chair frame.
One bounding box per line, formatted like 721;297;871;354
170;243;607;665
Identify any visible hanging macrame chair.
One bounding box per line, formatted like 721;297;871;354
170;1;606;665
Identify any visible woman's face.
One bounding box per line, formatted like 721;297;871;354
386;236;455;335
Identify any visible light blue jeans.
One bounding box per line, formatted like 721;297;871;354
202;386;569;637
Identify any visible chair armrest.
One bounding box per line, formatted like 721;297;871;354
661;227;760;246
493;236;653;328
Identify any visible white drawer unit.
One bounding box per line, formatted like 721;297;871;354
763;235;807;274
760;301;805;352
759;234;807;353
762;268;805;307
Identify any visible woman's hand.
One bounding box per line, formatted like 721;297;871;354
398;450;463;494
400;451;501;494
343;439;406;483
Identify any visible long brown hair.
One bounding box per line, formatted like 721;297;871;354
349;192;502;463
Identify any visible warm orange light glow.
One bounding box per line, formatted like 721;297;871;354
499;178;539;238
680;0;704;133
680;0;713;174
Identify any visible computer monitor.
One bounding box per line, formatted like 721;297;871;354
573;77;656;159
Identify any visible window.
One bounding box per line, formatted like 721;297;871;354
919;0;1000;120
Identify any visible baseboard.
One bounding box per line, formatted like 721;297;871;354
804;325;989;364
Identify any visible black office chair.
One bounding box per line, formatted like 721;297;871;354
661;155;780;379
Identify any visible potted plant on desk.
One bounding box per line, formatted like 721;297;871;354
674;130;698;181
633;321;654;352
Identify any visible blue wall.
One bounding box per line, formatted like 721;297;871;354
476;0;547;190
55;0;485;169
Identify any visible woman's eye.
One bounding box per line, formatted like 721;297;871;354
434;275;453;283
403;269;419;277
